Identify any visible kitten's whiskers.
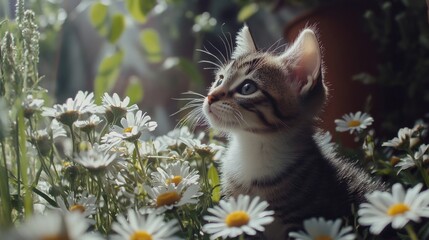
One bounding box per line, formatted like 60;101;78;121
208;41;228;65
220;24;233;60
199;60;223;69
266;38;287;54
173;92;206;131
197;48;224;68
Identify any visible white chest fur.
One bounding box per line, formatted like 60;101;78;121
221;130;300;188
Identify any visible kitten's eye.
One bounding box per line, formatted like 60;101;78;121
238;80;258;95
214;75;224;87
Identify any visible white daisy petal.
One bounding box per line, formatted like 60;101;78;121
289;217;355;240
112;209;180;239
358;183;429;234
202;195;274;239
335;111;373;134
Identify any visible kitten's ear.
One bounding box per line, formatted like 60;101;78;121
231;25;257;59
281;29;321;95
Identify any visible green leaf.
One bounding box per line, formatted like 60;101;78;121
140;29;163;63
94;50;124;104
108;14;125;43
237;3;259;22
125;76;144;104
126;0;157;23
0;19;7;28
208;165;220;203
140;0;157;15
89;2;108;35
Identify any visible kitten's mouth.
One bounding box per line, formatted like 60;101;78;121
207;107;236;127
208;109;221;121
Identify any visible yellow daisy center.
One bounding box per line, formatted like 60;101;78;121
69;204;85;213
315;236;333;240
130;231;152;240
225;211;250;227
124;127;133;133
156;192;181;207
347;120;361;127
387;203;410;216
166;176;183;186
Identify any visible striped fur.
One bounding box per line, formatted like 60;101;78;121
198;26;384;239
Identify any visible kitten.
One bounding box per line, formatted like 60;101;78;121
197;25;385;239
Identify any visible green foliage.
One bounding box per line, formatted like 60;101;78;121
237;3;259;22
125;76;144;104
140;29;163;63
89;2;109;36
0;0;43;226
89;2;126;43
108;14;125;43
207;164;220;203
94;50;124;104
125;0;157;23
356;0;429;133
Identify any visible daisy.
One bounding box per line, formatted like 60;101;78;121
151;161;200;187
23;94;44;118
396;144;429;171
358;183;429;234
202;195;275;239
42;91;99;126
33;119;67;140
16;211;102;240
414;144;429;160
101;110;157;151
100;92;138;123
31;119;67;156
73;144;118;172
289;217;355;240
56;192;97;218
144;182;201;211
155;126;200;150
382;127;421;149
335;111;374;134
74;115;102;133
111;209;181;240
51;119;68;139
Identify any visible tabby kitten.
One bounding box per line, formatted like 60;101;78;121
199;25;384;239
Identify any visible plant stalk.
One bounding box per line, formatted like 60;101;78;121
18;109;33;217
405;224;418;240
0;140;12;226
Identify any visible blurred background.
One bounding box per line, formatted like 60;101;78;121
1;0;428;144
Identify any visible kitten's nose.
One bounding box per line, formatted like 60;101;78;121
207;94;218;105
207;91;226;105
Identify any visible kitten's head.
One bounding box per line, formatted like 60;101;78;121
202;25;326;134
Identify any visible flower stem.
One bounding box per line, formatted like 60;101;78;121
0;140;12;226
417;164;429;188
173;209;185;233
201;156;210;191
68;124;76;153
18;109;32;217
134;141;146;178
405;224;418;240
